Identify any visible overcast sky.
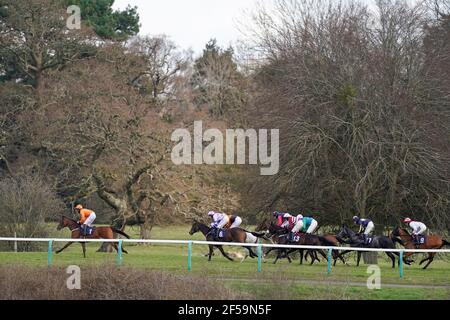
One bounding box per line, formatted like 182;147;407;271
113;0;260;55
112;0;419;56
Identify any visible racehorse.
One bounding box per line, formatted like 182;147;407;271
189;221;266;261
337;225;398;268
263;221;334;265
55;215;130;258
256;218;345;265
391;227;450;270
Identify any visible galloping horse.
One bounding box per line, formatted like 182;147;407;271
56;215;131;258
189;221;266;261
256;218;345;265
391;227;450;270
262;221;335;265
337;225;398;268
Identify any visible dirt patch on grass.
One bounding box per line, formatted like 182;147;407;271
0;265;251;300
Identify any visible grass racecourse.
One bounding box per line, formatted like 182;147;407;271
0;225;449;300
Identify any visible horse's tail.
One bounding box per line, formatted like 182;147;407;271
443;239;450;247
112;227;131;239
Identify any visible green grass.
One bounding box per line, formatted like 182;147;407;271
1;225;449;300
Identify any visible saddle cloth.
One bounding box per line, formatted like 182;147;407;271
80;225;95;236
364;236;374;245
415;235;426;245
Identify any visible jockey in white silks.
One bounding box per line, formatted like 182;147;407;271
352;216;375;235
403;218;427;245
208;211;243;238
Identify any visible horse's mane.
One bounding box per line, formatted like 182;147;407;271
193;220;210;228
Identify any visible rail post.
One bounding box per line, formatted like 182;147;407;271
257;244;262;273
327;248;332;275
47;240;53;267
399;250;404;279
188;241;192;272
116;240;123;266
14;232;17;253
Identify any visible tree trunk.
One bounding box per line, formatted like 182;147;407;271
363;252;378;264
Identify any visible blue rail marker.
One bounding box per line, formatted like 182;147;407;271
257;244;262;273
327;248;332;275
47;240;53;267
117;240;123;266
188;241;192;272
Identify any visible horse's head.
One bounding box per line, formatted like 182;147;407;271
189;220;201;235
267;222;286;236
337;225;352;239
57;216;68;231
57;216;78;231
389;227;409;246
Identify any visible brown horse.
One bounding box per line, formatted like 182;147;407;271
391;227;450;270
55;215;130;258
189;221;266;261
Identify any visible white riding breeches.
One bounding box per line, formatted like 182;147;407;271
364;221;375;235
306;219;318;234
413;226;427;236
83;212;96;227
291;220;303;233
230;216;242;228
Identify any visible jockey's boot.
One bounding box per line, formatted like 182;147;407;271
412;235;420;249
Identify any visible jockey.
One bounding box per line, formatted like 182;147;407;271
403;218;427;245
352;216;375;240
208;211;242;238
75;204;96;236
272;211;295;230
274;212;297;230
277;212;318;242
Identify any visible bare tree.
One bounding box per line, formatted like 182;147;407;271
241;0;450;229
0;172;64;251
127;35;189;100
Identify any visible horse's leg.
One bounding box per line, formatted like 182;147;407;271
299;250;304;265
308;251;314;264
246;246;256;259
334;250;345;266
318;249;327;261
217;245;234;261
274;251;280;264
356;251;362;267
313;250;321;264
422;253;435;270
386;252;396;269
335;250;352;261
404;252;415;264
55;241;74;254
339;253;346;265
286;250;292;263
208;245;214;261
81;242;86;258
309;251;316;265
